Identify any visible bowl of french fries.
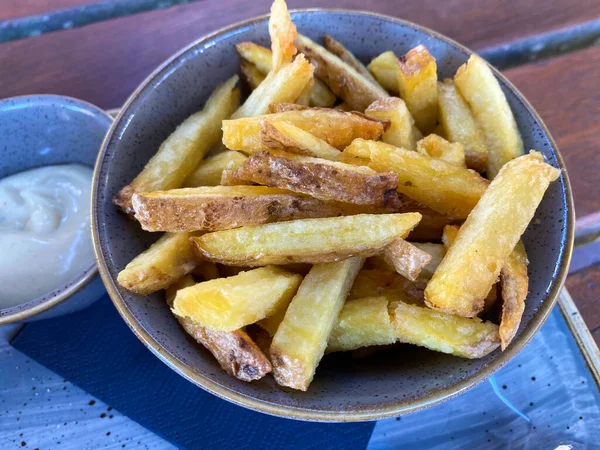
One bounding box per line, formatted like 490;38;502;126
91;0;573;421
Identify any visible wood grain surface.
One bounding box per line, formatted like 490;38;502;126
566;263;600;344
0;0;98;20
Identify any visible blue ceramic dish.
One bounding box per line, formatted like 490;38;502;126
0;95;112;324
92;11;574;421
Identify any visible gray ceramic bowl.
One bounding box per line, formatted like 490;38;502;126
92;10;574;421
0;95;112;324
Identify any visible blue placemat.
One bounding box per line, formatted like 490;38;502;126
11;296;374;450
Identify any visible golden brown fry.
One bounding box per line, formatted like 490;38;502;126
270;258;364;390
368;51;398;93
172;266;302;331
269;0;297;71
397;45;438;133
454;55;524;178
382;238;432;281
438;79;488;173
240;60;266;90
114;76;240;214
295;76;314;106
268;102;309;113
323;35;380;85
234;151;398;206
327;296;395;353
344;139;488;218
237;42;336;107
417;134;466;168
232;54;313;119
366;97;418;151
348;269;424;304
166;275;272;382
192;213;421;266
392;301;500;359
184;151;248;187
425;152;560;317
224;108;386;152
334;102;350;111
499;240;528;350
117;233;198;295
259;119;341;159
412;243;445;279
296;34;388;111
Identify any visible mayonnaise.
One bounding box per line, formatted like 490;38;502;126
0;164;94;308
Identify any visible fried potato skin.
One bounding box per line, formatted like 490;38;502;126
323;35;380;85
184;151;248;187
259;120;341;160
233;150;399;206
499;240;529;350
383;238;432;281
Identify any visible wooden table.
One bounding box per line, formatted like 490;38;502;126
1;0;598;344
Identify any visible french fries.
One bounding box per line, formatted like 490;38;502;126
192;213;421;266
368;51;398;93
114;76;240;214
499;240;529;350
117;233;199;295
393;301;500;359
425;152;560;317
327;296;395;353
344;139;489;218
172;266;302;331
223;108;387;152
438;79;488;172
417;134;466;168
184;151;247;187
259;120;341;159
454;55;524;178
166;275;272;381
233;151;399;206
397;45;438;133
270;257;364;390
382;238;432;281
296;34;388;110
240;60;265;90
269;0;297;71
236;42;336;107
366;97;419;151
348;269;424;304
323;35;380;86
412;243;445;279
231;54;313;119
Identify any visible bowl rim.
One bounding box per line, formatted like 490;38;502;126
91;9;575;422
0;94;113;325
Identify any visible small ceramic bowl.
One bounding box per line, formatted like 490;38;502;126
0;95;112;324
92;11;574;421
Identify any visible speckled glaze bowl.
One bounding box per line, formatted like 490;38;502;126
92;11;574;421
0;95;112;324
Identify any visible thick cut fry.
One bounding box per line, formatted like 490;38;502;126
323;35;380;86
270;258;364;390
259;120;341;159
397;45;438;133
236;42;336;107
417;134;466;168
132;185;406;232
240;60;265;90
234;151;398;206
412;243;445;279
438;79;488;172
269;0;297;71
295;76;314;106
192;213;421;266
392;301;500;359
172;266;302;332
184;151;248;187
366;97;418;151
296;35;388;111
268;102;309;113
500;240;529;350
327;297;395;353
348;269;424;304
382;238;432;281
166;275;271;381
232;54;313;119
344;139;488;218
425;152;560;317
117;233;198;294
223;108;386;152
114;76;240;214
454;55;524;178
368;51;398;93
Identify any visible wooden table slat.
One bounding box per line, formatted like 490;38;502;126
565;263;600;345
0;0;99;21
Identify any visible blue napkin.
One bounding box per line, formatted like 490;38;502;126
11;296;375;449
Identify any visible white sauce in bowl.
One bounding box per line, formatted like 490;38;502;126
0;164;94;308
